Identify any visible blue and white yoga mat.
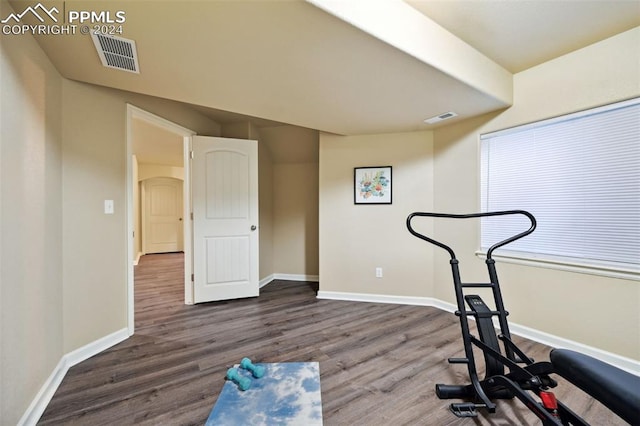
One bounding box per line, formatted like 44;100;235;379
206;362;323;426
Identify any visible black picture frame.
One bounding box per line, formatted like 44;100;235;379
354;166;392;204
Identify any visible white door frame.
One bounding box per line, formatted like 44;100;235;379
126;104;196;335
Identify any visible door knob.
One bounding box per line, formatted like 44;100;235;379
251;225;257;231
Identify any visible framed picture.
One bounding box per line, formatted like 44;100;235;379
354;166;392;204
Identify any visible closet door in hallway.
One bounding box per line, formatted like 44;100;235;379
143;177;184;254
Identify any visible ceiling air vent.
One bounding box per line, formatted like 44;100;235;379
91;32;140;74
424;111;458;125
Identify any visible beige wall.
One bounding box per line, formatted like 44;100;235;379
319;131;435;296
0;0;63;422
273;163;319;276
260;126;319;164
261;126;319;277
432;28;640;359
62;80;222;353
62;80;128;351
258;134;275;281
431;111;500;303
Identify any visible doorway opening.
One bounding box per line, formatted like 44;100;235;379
126;105;196;335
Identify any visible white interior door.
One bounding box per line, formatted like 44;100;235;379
192;136;259;303
143;177;184;254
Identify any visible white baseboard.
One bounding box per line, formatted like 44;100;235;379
507;322;640;375
274;273;319;282
260;273;319;289
316;290;639;375
259;274;275;288
317;290;437;307
133;252;143;266
65;328;129;367
18;328;129;426
17;357;69;426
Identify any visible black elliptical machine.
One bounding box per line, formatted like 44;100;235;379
406;210;640;425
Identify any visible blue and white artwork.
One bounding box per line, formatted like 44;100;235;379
206;362;323;426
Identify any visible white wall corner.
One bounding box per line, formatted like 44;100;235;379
18;328;129;426
65;328;129;367
259;274;275;288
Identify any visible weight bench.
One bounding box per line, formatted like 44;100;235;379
550;349;640;425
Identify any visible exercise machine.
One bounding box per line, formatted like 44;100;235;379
406;210;640;425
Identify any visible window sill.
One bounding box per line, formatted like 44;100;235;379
475;251;639;282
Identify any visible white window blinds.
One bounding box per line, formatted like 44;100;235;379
480;98;640;270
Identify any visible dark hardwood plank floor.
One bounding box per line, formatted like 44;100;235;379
38;253;625;425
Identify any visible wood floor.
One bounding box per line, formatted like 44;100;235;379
39;253;625;425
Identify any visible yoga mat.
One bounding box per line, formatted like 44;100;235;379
206;362;323;426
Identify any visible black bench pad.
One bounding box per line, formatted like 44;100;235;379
550;348;640;425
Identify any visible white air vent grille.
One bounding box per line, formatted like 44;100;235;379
424;111;458;124
91;33;140;73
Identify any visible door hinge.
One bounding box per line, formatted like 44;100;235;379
190;151;194;159
190;212;193;220
191;273;194;282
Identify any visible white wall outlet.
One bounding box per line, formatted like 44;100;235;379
104;199;114;214
375;267;383;278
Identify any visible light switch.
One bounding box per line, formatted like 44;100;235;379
104;200;114;214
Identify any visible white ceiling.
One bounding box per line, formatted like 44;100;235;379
10;0;639;136
406;0;640;73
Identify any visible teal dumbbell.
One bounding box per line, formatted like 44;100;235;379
240;357;265;378
226;368;251;391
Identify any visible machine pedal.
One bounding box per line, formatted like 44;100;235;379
450;402;479;418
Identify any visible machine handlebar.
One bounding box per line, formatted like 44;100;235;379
406;210;536;260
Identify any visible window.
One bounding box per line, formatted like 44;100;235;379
480;98;639;276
